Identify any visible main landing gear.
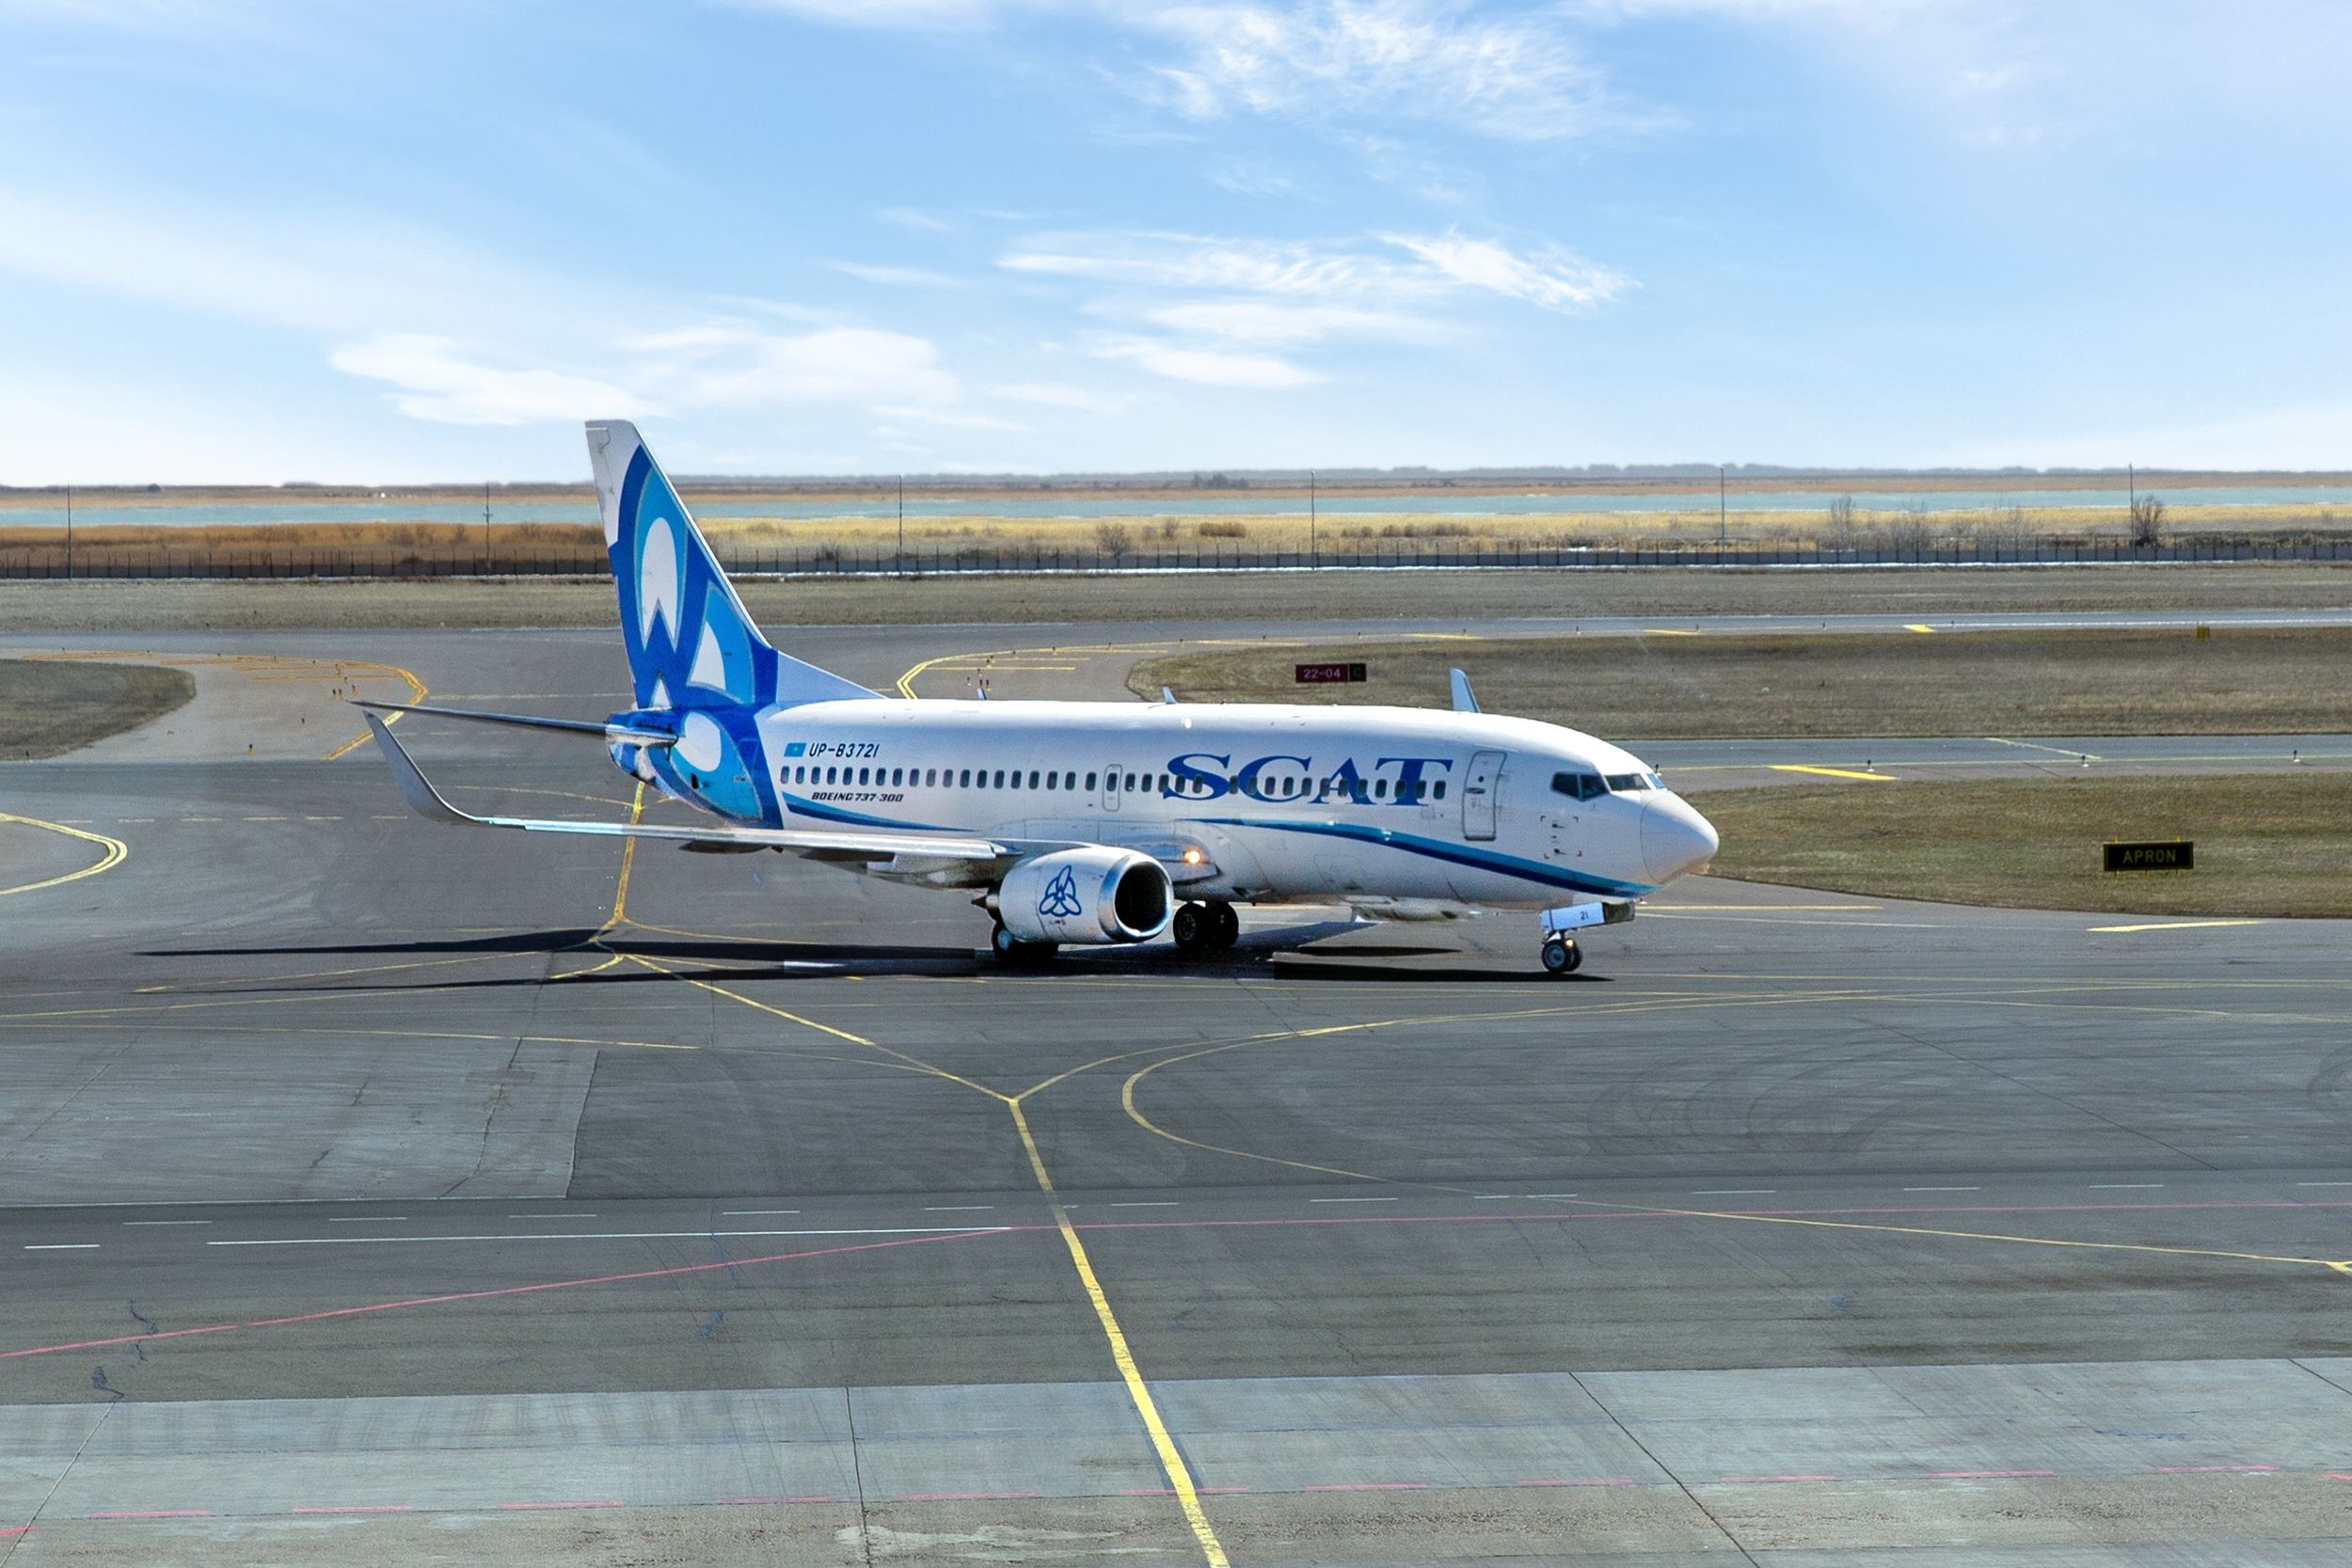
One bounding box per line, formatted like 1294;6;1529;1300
1172;900;1240;955
990;922;1057;966
1540;935;1583;975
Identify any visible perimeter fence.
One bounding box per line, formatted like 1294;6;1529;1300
8;536;2352;580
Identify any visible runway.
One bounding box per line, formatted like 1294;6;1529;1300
5;622;2351;1563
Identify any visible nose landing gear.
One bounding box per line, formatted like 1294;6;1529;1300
1540;936;1582;975
1172;900;1240;955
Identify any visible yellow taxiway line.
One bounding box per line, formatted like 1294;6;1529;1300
0;814;128;898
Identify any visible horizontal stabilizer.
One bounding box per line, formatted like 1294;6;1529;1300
351;699;676;747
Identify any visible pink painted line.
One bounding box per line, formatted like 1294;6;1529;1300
1923;1469;2056;1479
90;1509;212;1519
289;1505;414;1514
2157;1465;2276;1474
1121;1486;1251;1496
899;1491;1039;1501
1;1228;1003;1361
498;1500;624;1511
0;1524;29;1538
2327;1474;2352;1483
1718;1474;1836;1484
1517;1478;1639;1487
1302;1481;1427;1491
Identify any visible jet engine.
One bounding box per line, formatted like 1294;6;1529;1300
994;847;1174;945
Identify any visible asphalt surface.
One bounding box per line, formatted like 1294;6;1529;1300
4;621;2351;1565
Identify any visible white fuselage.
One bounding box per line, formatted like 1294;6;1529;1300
701;698;1716;911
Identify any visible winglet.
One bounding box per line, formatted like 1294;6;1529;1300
1162;687;1178;705
1449;669;1480;713
364;712;478;826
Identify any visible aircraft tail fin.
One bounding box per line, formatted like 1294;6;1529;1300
585;420;877;711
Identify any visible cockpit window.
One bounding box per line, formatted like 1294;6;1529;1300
1604;771;1664;793
1551;770;1607;801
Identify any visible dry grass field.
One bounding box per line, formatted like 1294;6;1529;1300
6;496;2352;577
1;659;195;759
1134;626;2352;738
1701;773;2352;917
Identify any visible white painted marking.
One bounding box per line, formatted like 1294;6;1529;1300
1309;1196;1396;1204
122;1219;212;1227
25;1243;98;1251
1527;1193;1580;1199
1470;1195;1512;1200
2296;1182;2352;1188
209;1227;1009;1248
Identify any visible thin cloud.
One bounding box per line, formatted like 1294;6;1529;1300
1143;0;1625;141
1382;231;1630;309
330;335;647;427
1093;334;1319;388
832;261;966;287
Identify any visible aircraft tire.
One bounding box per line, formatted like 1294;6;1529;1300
1209;901;1241;950
1541;938;1581;975
1172;902;1214;954
991;924;1057;965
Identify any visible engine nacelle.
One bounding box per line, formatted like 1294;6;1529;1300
996;847;1174;945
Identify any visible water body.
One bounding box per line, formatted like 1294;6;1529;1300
6;484;2349;530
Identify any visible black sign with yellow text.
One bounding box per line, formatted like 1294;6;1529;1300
2104;841;2193;873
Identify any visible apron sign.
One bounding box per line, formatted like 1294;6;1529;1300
2104;841;2193;873
1295;661;1368;684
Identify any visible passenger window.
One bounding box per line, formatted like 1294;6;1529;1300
1435;781;1446;800
1045;772;1057;791
857;767;868;785
1028;770;1040;789
1375;779;1389;799
1086;772;1098;791
993;769;1005;788
1124;773;1136;792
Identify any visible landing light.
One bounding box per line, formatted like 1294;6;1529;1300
1183;847;1204;864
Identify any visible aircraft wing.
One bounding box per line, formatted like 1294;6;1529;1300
362;712;1009;863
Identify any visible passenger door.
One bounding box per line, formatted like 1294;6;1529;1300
1101;761;1122;813
1462;749;1503;841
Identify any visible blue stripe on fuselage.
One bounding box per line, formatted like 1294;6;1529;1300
1192;816;1654;900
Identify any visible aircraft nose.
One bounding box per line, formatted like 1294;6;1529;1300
1642;794;1720;883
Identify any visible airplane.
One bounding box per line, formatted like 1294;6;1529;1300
357;420;1719;975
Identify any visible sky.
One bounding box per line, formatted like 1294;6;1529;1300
3;0;2348;483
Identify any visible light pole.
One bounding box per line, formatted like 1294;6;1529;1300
1718;465;1726;549
482;482;491;571
897;473;905;575
63;483;72;580
1309;468;1316;567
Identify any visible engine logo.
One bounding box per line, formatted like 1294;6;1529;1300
1037;865;1086;919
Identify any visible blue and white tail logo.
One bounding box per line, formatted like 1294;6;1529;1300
1037;865;1086;920
586;420;874;715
